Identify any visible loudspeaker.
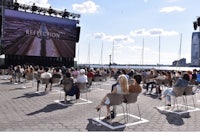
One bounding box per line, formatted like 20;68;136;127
0;15;2;37
197;17;200;26
193;22;198;30
76;26;81;42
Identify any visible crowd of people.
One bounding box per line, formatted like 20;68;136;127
3;65;111;103
1;64;200;119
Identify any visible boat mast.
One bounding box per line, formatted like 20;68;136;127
99;41;103;65
176;33;182;70
140;38;144;69
87;43;90;66
158;35;161;67
112;40;114;64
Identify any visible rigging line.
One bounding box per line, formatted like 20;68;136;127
141;38;144;66
112;40;114;64
176;33;182;71
87;43;90;65
158;35;161;67
99;41;103;65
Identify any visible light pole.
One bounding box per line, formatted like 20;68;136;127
109;54;111;67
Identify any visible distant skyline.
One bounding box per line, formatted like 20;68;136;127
18;0;200;65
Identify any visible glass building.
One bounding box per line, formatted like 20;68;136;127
191;32;200;66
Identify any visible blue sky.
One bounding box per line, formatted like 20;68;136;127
18;0;200;65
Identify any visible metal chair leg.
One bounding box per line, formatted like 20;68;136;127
126;104;129;123
191;95;196;108
98;109;101;120
121;104;126;123
183;96;188;111
137;103;142;120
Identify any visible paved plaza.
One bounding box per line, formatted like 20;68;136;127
0;75;200;131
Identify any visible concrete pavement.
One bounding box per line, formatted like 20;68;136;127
0;75;200;131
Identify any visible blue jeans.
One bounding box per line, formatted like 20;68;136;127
111;82;118;92
163;88;175;103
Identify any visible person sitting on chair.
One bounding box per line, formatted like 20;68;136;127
49;67;62;91
73;69;88;99
76;69;88;83
159;73;190;106
62;72;79;103
95;74;129;119
129;75;142;93
40;67;52;93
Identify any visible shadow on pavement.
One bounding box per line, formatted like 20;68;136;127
154;107;191;126
86;118;125;131
12;92;45;99
0;81;13;85
26;103;68;116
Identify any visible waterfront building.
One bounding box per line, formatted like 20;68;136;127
191;32;200;66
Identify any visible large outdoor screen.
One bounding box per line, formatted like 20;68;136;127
2;9;79;58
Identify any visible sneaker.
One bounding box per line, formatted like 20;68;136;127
110;111;116;119
165;104;171;106
146;92;151;95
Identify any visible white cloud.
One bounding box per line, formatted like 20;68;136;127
130;28;179;37
166;0;180;3
160;6;185;13
93;32;105;39
93;28;178;44
18;0;50;8
93;32;134;43
72;0;99;14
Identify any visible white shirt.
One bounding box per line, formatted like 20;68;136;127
76;74;88;83
41;72;52;79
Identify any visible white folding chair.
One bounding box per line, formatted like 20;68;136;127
77;82;88;100
123;93;141;123
98;93;124;121
40;78;50;92
184;86;196;109
170;87;186;111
